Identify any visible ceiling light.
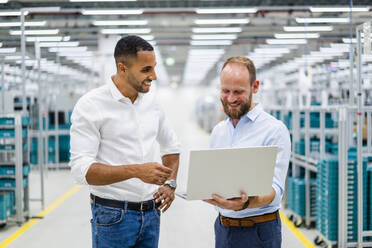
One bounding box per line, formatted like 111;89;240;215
192;27;242;33
0;11;28;16
0;0;8;3
192;34;237;40
26;36;70;42
5;55;30;60
283;26;333;32
49;47;88;52
194;18;249;25
82;9;143;15
101;28;151;34
39;42;80;47
188;49;225;55
254;48;291;54
342;38;357;43
139;35;154;40
71;0;135;1
266;39;307;45
0;48;16;53
274;33;320;39
196;8;257;14
0;21;46;27
310;7;369;12
190;40;233;46
296;17;349;23
92;20;148;26
9;29;59;35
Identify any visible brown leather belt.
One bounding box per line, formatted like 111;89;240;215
219;211;278;227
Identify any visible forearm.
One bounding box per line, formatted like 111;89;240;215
86;163;140;186
162;154;179;180
247;188;275;209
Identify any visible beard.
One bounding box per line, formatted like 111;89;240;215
127;72;150;93
221;93;252;120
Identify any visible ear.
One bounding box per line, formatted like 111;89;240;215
252;80;259;93
117;62;127;73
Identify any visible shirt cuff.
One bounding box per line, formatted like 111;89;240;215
69;156;97;185
269;183;283;206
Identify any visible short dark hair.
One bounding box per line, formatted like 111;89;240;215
222;56;256;85
114;35;153;67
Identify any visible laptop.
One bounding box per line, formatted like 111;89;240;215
176;146;278;200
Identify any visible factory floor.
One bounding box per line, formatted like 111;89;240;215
0;87;321;247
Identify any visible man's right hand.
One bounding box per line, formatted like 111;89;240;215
137;162;172;185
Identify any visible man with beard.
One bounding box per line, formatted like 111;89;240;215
69;35;180;248
204;56;291;248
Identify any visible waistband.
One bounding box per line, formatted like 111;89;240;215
90;194;160;211
219;210;279;227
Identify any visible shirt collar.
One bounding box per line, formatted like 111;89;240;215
245;103;262;122
109;78;144;103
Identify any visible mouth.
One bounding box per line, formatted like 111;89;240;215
143;81;152;87
228;103;240;109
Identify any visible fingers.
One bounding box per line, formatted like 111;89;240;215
153;186;174;213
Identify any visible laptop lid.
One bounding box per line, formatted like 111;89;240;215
184;146;278;200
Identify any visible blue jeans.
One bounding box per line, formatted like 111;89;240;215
90;202;161;248
215;215;282;248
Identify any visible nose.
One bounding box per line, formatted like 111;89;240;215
149;70;157;81
227;93;236;103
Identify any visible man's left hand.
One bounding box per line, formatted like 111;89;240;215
204;193;248;211
153;185;175;213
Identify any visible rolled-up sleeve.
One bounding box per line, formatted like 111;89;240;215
268;124;291;206
156;107;180;156
69;97;101;185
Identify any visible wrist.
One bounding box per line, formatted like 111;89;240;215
238;198;250;211
164;179;177;190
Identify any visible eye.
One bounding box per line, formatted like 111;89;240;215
141;67;151;73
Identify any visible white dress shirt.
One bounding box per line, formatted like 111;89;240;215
69;80;180;202
210;103;291;218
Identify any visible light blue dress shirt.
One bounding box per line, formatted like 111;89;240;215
210;103;291;218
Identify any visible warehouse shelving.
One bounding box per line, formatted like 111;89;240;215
0;114;30;226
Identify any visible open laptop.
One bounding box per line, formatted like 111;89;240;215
176;146;278;200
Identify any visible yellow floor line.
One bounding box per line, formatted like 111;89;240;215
0;185;82;248
280;211;316;248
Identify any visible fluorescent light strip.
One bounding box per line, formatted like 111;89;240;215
194;18;249;25
71;0;135;1
192;27;242;33
0;48;16;53
266;39;307;45
39;42;80;47
190;40;232;46
26;36;70;42
0;11;28;16
0;21;46;27
296;17;349;23
196;8;257;14
93;20;147;26
254;48;291;54
192;34;237;40
0;0;8;3
82;9;143;15
101;28;151;34
283;26;333;32
310;7;369;12
9;29;59;35
49;47;87;52
274;33;320;39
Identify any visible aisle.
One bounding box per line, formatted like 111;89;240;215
1;86;311;247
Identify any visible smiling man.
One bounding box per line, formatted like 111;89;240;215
204;56;291;248
69;35;180;248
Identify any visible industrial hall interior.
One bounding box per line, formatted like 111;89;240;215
0;0;372;247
